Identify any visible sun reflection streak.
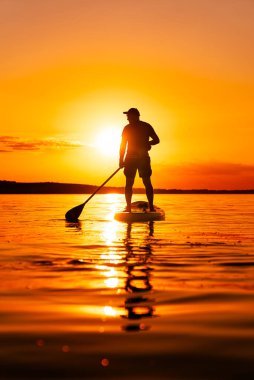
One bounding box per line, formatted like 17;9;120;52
103;306;118;317
104;193;122;221
96;258;121;288
104;277;119;288
100;219;123;261
78;305;121;318
95;266;116;276
102;221;118;244
105;268;116;277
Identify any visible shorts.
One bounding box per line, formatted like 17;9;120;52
124;156;152;178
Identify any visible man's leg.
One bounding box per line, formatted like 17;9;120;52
125;176;135;212
142;176;155;211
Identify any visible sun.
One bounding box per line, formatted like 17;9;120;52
94;127;121;157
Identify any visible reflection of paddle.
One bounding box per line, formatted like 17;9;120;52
65;167;121;221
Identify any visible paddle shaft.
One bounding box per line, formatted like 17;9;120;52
82;167;121;207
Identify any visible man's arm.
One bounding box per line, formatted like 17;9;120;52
119;133;127;168
149;126;160;146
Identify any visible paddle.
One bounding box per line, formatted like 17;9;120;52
65;167;121;221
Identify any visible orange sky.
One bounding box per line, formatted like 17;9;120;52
0;0;253;189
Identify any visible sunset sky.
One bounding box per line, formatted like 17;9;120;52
0;0;253;189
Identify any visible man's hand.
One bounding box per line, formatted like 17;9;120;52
119;159;125;168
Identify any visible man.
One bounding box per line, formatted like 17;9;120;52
119;108;160;212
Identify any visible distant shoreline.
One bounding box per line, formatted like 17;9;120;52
0;181;253;194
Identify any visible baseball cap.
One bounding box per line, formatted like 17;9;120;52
123;108;140;116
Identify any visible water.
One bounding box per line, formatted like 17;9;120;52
1;194;254;379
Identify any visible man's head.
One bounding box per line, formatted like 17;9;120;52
123;108;140;123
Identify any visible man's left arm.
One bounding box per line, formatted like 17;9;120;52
149;125;160;146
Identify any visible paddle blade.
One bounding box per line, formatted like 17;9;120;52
65;203;85;222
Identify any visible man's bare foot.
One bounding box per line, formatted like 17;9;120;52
150;206;155;212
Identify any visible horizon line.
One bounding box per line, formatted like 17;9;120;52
0;180;253;193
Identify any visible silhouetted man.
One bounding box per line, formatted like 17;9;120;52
119;108;160;212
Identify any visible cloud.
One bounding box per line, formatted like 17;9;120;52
0;136;85;152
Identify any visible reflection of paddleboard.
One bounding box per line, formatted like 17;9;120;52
114;201;165;222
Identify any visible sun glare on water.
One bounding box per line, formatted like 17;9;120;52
94;127;121;156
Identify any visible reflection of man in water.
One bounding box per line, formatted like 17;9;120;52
119;108;160;212
122;222;155;332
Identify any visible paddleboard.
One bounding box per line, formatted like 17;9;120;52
114;201;165;222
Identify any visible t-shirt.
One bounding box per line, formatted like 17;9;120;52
122;121;157;158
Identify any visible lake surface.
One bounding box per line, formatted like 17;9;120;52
1;194;254;379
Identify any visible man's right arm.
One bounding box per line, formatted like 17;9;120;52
119;131;127;168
